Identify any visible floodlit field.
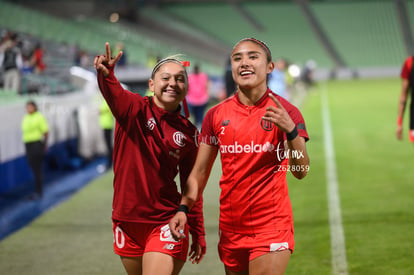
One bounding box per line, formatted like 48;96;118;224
0;78;413;274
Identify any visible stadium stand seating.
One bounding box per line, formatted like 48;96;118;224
408;0;414;36
3;0;411;71
163;2;334;68
162;0;410;70
0;1;222;75
310;0;406;68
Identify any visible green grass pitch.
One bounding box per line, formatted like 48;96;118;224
0;77;413;274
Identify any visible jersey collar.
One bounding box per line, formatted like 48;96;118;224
234;88;271;108
149;96;182;118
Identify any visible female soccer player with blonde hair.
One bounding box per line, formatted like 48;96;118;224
95;43;206;275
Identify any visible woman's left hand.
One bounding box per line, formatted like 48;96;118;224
262;93;295;134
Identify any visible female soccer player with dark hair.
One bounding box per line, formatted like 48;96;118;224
170;38;310;275
94;42;206;275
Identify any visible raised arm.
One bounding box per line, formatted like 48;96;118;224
263;93;309;179
94;42;142;121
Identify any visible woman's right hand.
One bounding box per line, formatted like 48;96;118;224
94;42;123;77
396;125;403;140
168;212;188;241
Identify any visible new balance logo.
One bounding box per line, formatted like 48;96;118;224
163;243;176;250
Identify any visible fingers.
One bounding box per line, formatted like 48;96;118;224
189;245;205;264
168;214;187;241
396;130;403;140
104;42;123;66
264;93;285;119
263;94;295;133
105;42;111;61
177;228;186;240
94;55;109;77
111;50;123;65
169;224;183;241
268;93;284;110
95;42;124;76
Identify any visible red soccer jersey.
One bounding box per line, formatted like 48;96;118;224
97;68;204;239
200;90;309;234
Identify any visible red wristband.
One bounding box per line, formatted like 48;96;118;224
397;117;403;126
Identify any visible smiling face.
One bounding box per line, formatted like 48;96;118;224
149;61;188;112
231;40;274;92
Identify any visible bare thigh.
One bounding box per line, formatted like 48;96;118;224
249;250;291;275
143;251;185;275
120;256;143;275
225;267;249;275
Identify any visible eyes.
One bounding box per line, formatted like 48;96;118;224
160;74;186;84
232;53;260;62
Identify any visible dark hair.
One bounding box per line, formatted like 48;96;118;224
233;37;272;62
26;100;38;111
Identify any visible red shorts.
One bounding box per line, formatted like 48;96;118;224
218;229;295;272
112;220;189;262
409;130;414;143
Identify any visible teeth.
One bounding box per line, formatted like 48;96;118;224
241;71;252;76
166;90;178;95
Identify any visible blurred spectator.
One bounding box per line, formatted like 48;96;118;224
0;32;23;92
268;57;289;100
300;59;317;88
114;42;127;66
146;49;159;69
224;56;236;97
73;44;90;68
73;43;81;65
21;100;49;199
30;42;46;74
187;64;210;129
99;100;114;169
79;50;90;68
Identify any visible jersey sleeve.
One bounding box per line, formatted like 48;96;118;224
199;107;219;146
285;103;309;141
97;65;144;123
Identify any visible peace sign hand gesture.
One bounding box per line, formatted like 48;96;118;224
262;93;296;134
94;42;123;77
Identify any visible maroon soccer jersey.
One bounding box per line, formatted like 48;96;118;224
200;90;309;234
97;68;204;239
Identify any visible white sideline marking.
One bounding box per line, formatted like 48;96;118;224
321;85;349;275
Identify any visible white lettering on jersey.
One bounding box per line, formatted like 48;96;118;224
220;141;275;154
146;117;156;130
